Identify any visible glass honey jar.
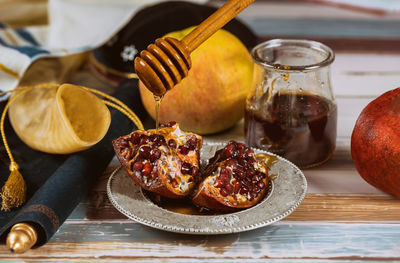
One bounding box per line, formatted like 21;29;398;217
245;39;337;168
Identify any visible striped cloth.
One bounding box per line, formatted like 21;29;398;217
0;0;204;99
0;23;52;99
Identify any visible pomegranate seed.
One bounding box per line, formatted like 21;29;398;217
245;149;253;157
258;181;265;189
237;151;245;159
234;165;244;173
224;144;235;158
248;192;254;201
220;167;230;177
220;174;229;183
220;188;229;197
168;139;177;149
142;162;152;175
120;139;129;148
215;178;224;188
133;161;143;171
156;135;166;145
186;136;197;151
235;169;244;179
167;121;176;127
238;158;247;167
150;148;161;162
240;186;249;195
181;162;191;174
131;133;140;144
252;175;261;182
225;184;233;193
149;134;157;142
139;146;151;159
245;169;253;178
237;143;245;150
241;180;250;188
139;135;149;145
179;145;189;155
234;181;241;193
226;159;237;168
253;186;260;193
245;176;252;184
150;134;164;145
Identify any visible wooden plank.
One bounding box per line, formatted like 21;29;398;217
0;260;399;263
1;222;399;260
245;18;400;39
288;194;400;221
213;0;400;19
332;53;400;96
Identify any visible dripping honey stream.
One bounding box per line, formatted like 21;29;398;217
154;95;164;130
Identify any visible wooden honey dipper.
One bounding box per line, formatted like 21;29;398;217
134;0;255;96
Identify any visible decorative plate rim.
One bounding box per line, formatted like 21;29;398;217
107;142;307;234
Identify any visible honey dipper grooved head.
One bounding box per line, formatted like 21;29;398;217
135;37;191;96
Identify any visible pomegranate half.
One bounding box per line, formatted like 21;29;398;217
192;141;269;211
112;122;202;199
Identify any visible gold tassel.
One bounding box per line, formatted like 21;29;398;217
0;89;29;211
1;162;26;211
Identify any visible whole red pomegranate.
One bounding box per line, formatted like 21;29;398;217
351;88;400;198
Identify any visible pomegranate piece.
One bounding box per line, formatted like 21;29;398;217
192;141;269;211
113;122;202;199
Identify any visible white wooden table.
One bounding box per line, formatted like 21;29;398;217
1;0;400;261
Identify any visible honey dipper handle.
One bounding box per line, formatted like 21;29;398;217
181;0;255;53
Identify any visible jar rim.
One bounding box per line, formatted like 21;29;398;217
251;39;335;71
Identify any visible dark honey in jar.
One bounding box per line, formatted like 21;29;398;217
247;39;336;168
245;91;337;168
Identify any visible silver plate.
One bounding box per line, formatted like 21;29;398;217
107;142;307;234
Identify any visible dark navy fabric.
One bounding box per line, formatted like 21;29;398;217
0;79;145;246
